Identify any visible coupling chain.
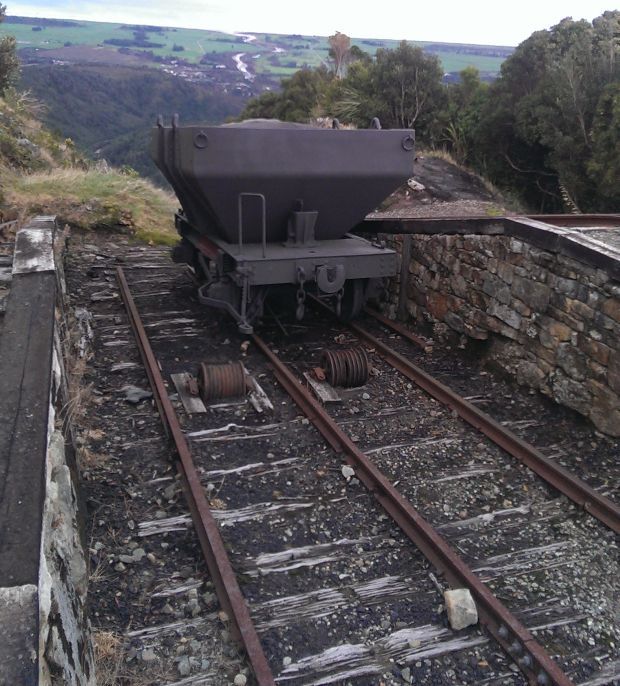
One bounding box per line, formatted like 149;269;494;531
335;287;344;317
296;267;307;320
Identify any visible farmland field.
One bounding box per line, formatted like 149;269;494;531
1;15;511;81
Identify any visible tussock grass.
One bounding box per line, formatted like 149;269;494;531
62;354;91;427
0;89;81;173
94;630;121;659
3;167;178;244
93;631;124;686
423;147;460;167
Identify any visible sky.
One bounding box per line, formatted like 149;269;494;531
4;0;616;46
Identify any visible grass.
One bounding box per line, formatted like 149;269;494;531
0;19;250;63
424;147;463;166
3;167;178;244
0;91;178;245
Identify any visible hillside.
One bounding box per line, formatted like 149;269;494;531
0;89;512;256
0;89;177;242
0;10;616;222
0;84;516;254
18;64;245;180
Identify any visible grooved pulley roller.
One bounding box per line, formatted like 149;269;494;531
321;347;369;388
198;361;247;402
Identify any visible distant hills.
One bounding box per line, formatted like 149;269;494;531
1;15;513;181
2;14;513;89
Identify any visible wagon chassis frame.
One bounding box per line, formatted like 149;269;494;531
175;211;397;332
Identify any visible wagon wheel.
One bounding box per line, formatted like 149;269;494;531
338;279;365;321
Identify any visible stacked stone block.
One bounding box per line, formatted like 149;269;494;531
386;233;620;436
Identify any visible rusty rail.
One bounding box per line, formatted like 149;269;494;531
348;319;620;535
364;306;433;352
252;332;574;686
116;267;276;686
313;293;619;534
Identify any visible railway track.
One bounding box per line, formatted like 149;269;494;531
68;240;619;686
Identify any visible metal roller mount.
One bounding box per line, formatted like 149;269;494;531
198;361;247;402
321;347;369;387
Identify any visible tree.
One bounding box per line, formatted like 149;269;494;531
329;41;445;138
442;67;488;164
588;82;620;210
328;32;351;79
328;60;380;126
472;30;557;209
348;45;371;66
473;11;620;211
0;3;19;93
371;41;445;139
240;90;282;120
239;67;332;122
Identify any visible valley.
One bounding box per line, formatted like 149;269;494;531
2;15;513;183
3;14;512;91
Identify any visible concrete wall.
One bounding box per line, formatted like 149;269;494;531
40;341;94;685
386;231;620;436
0;218;94;685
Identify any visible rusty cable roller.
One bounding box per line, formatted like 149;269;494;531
321;347;369;387
198;361;246;402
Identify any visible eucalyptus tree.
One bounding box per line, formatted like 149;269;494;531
328;32;351;79
330;40;445;142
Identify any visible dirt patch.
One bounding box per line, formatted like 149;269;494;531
374;154;513;219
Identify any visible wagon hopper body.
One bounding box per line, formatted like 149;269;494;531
152;118;415;332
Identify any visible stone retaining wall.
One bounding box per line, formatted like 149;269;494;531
386;232;620;436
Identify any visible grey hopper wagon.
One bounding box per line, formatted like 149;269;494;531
152;117;415;332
